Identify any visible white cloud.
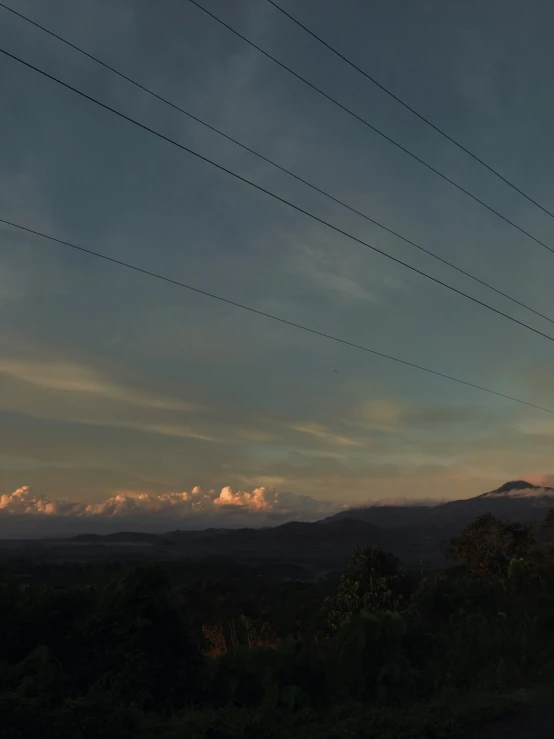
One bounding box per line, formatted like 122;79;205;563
0;484;344;535
484;486;554;500
0;486;83;516
213;485;275;509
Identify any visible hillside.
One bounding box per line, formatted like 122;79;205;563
2;480;551;573
324;480;554;538
321;505;433;529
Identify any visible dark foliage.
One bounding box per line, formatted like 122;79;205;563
1;517;554;738
447;513;535;575
322;546;412;630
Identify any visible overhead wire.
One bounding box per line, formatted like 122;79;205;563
2;216;554;416
0;0;552;327
186;0;554;259
266;0;554;224
2;45;554;347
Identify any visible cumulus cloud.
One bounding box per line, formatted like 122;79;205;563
0;487;82;516
0;484;345;536
213;486;275;510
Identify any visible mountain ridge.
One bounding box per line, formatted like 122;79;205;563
479;479;554;498
46;480;554;571
64;480;554;543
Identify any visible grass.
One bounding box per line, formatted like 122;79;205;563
140;679;554;739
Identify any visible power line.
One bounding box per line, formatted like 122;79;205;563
2;45;554;348
0;1;551;328
186;0;554;259
2;215;553;416
267;0;554;224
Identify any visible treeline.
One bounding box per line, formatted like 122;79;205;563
1;511;554;738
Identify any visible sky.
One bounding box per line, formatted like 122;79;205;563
2;0;554;534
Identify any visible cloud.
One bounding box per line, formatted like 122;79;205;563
0;484;345;535
286;239;379;304
288;422;361;447
344;399;483;434
103;420;220;443
369;497;449;507
352;400;405;432
2;0;554;553
514;419;554;440
485;486;554;500
0;486;82;516
0;358;201;412
0;351;369;451
213;485;275;509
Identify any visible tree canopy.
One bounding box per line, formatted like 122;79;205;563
447;513;535;576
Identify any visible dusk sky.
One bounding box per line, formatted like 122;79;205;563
2;0;554;533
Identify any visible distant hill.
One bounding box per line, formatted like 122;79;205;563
164;517;406;567
66;518;400;559
479;479;554;499
319;480;554;558
16;480;554;572
321;505;433;529
324;480;554;534
68;531;175;547
404;480;554;539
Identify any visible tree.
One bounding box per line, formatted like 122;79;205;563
447;513;535;577
76;564;203;711
322;546;409;630
541;508;554;550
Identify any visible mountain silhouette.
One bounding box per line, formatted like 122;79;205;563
16;480;551;573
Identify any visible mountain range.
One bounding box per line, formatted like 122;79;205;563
325;480;554;536
2;480;552;572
